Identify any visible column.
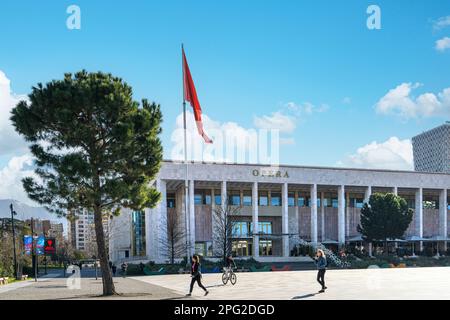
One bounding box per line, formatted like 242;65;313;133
221;181;227;211
252;182;259;258
147;179;167;262
439;189;448;252
364;186;372;256
364;186;372;203
282;183;289;257
393;186;398;195
310;184;318;244
211;188;218;255
345;192;350;238
189;180;195;255
415;188;423;251
320;191;325;241
338;185;346;245
158;179;167;262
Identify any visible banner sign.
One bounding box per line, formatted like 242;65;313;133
24;235;32;255
36;235;45;255
44;238;56;255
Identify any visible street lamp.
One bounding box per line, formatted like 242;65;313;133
9;204;18;280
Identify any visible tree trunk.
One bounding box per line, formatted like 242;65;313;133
171;240;175;265
93;204;116;296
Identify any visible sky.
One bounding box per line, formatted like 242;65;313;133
0;0;449;205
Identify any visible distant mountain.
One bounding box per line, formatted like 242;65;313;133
0;199;67;230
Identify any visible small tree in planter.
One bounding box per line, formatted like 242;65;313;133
357;193;413;254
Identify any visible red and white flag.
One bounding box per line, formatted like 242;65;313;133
182;47;213;144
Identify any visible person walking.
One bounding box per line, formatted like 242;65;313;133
186;255;209;297
121;262;128;278
314;249;327;293
112;264;117;276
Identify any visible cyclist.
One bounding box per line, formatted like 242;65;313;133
225;255;236;275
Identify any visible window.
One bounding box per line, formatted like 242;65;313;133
288;192;295;207
259;191;268;206
229;191;241;206
167;193;176;208
194;193;203;205
271;192;281;206
132;210;146;257
423;196;439;209
259;240;272;256
204;194;212;205
297;192;310;207
259;222;272;235
232;240;252;257
349;194;364;208
195;242;206;257
233;222;250;237
214;190;222;205
243;191;252;206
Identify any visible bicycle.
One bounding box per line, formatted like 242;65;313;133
222;266;237;285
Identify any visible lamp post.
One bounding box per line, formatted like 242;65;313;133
30;218;38;282
9;204;18;280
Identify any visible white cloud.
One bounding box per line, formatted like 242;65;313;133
375;83;450;119
338;137;413;171
285;101;329;116
253;111;296;133
0;154;37;205
435;37;450;52
433;16;450;31
0;70;28;157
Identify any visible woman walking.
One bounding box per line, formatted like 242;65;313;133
314;249;327;293
187;255;209;297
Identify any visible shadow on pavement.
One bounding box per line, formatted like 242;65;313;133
205;284;225;289
292;293;319;300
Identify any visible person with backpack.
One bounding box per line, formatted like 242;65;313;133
186;255;209;297
314;249;327;293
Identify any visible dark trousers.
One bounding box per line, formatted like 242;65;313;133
190;275;207;293
317;269;326;289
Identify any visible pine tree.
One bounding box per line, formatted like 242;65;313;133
10;70;163;295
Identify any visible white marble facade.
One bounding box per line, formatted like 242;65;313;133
110;161;450;263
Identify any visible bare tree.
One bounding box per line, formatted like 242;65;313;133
159;211;186;264
212;205;240;264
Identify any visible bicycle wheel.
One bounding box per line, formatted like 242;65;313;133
230;272;237;285
222;272;229;285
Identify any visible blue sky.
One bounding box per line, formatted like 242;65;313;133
0;1;450;203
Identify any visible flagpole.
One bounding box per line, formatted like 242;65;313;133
182;44;191;262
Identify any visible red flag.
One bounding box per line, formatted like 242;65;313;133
182;48;213;144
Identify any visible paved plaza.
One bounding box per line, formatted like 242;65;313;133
132;267;450;300
0;274;185;300
0;267;449;300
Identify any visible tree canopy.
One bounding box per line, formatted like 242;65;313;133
10;70;163;295
357;192;413;244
